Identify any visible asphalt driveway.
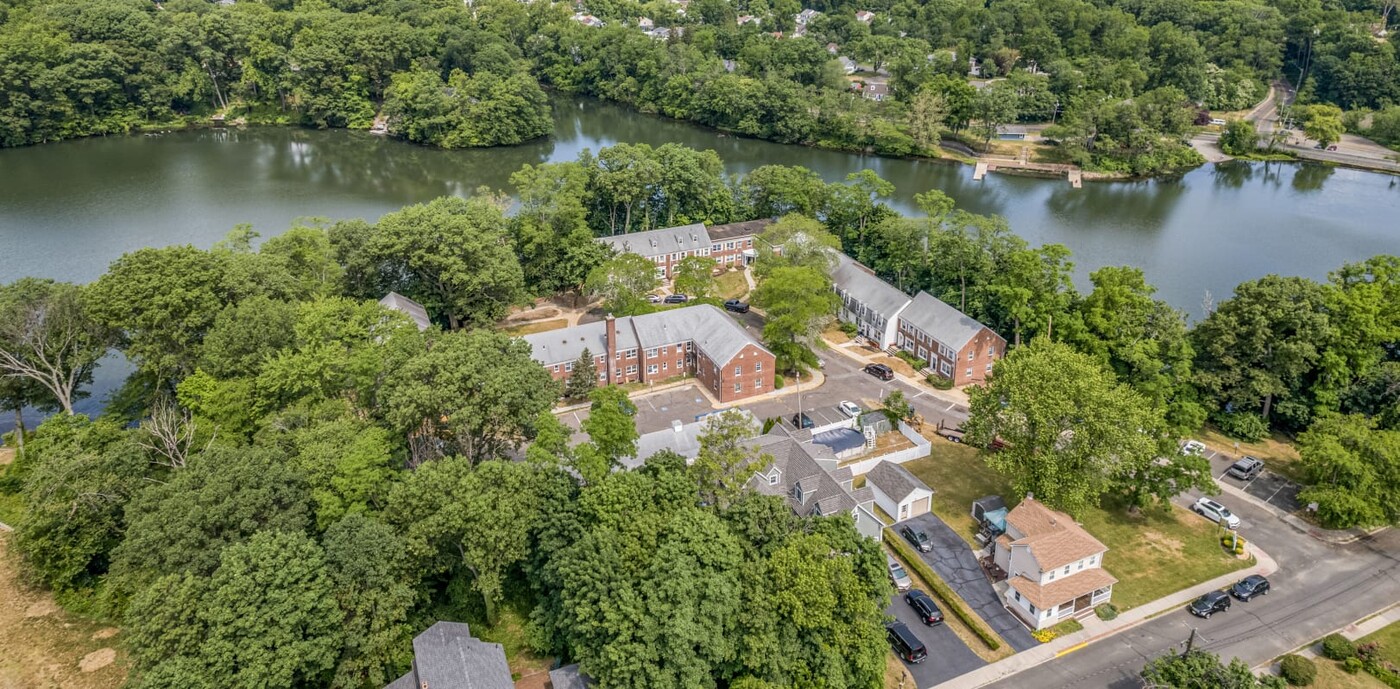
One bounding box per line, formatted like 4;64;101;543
900;513;1040;652
887;595;986;686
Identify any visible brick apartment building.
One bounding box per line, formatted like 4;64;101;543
521;305;776;403
830;253;1006;386
596;220;772;280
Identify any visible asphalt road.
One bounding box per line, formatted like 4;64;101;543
981;490;1400;689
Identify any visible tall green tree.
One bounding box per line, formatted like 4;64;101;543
690;409;760;508
1295;414;1400;529
370;196;526;329
751;266;839;373
966;339;1172;516
1142;650;1287;689
672;255;718;299
322;513;416;689
582;385;639;467
586;253;662;314
564;348;599;402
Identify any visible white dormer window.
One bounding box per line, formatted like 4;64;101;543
1048;570;1056;581
1063;565;1071;575
768;472;779;485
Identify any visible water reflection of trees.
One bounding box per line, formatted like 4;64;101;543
1290;162;1335;192
1044;176;1188;235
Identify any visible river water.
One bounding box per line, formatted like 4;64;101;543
2;97;1399;426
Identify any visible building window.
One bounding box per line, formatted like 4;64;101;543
1048;570;1056;581
768;473;779;485
986;363;994;372
662;362;668;371
615;352;622;361
755;361;762;372
968;350;974;361
598;371;607;381
1077;560;1085;570
1014;591;1021;602
1090;555;1098;566
565;362;574;372
1029;604;1037;615
626;365;638;375
726;241;735;249
712;243;721;252
552;364;560;373
660;345;668;355
966;368;972;378
647;364;658;375
1063;565;1071;575
647;348;658;358
734;383;741;393
734;365;741;375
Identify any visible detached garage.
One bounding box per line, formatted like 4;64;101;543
867;460;934;522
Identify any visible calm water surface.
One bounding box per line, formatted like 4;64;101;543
2;97;1399;425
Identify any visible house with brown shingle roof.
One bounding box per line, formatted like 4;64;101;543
992;495;1116;630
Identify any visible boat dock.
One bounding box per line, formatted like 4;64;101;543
972;158;1084;187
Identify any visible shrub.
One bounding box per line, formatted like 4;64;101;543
1215;411;1268;442
1095;603;1119;620
1357;641;1382;662
1279;654;1316;686
1344;657;1364;674
926;375;954;390
1322;634;1357;661
773;376;784;389
1032;628;1057;643
839;321;858;336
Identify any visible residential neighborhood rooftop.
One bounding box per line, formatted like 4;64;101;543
866;460;934;504
1004;497;1108;571
384;622;512;689
832;253;913;320
598;223;710;260
519;305;768;367
901;290;990;352
379;291;431;331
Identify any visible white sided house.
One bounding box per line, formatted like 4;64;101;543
865;460;933;522
831;253;912;349
993;496;1116;630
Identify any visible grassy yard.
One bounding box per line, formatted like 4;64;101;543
884;650;914;689
1358;619;1400;667
1195;424;1307;484
1298;658;1391;689
501;318;569;337
715;270;750;300
900;444;1254;612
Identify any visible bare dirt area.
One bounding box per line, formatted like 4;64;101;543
0;533;126;689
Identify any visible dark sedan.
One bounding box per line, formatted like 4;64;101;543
1188;590;1232;618
905;590;944;626
901;525;933;553
1231;575;1270;602
663;294;689;304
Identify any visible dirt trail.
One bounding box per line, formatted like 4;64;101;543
0;533;126;689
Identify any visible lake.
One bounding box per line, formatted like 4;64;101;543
2;97;1399;427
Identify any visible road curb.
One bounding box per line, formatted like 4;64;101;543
1215;481;1385;545
1250;601;1400;674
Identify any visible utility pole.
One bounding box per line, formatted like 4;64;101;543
1182;628;1198;657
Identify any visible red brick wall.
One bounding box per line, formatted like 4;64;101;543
698;343;775;403
952;328;1006;386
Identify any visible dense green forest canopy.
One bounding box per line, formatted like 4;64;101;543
1;142;1398;688
3;0;1397;166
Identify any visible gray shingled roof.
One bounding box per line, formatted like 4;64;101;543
631;304;765;365
746;433;869;519
392;621;514;689
899;291;990;352
866;460;933;503
520;319;638;366
598;223;710;259
379;292;431;331
707;219;772;242
832;254;913;321
624;410;759;469
549;664;595;689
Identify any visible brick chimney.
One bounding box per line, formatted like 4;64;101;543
605;314;618;384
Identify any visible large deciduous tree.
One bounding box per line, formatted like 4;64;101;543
1141;650;1287;689
965;339;1172;516
690;409;760;508
369;196;526;330
1295;414;1400;529
751;266;839;373
586;253;662;314
0;279;109;415
381;329;558;465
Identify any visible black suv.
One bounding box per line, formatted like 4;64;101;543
905;590;944;626
886;622;928;663
1227;456;1265;480
1188;590;1232;618
864;363;894;381
901;526;933;553
663;294;689;304
1230;575;1270;602
723;299;749;313
791;412;813;429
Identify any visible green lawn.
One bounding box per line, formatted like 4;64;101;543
1305;658;1391;689
715;270;749;300
900;445;1254;611
1358;619;1400;667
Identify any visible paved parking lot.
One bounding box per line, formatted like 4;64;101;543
1197;446;1306;515
887;594;986;687
899;513;1040;652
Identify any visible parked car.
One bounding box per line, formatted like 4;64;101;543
839;400;861;417
1209;118;1227;126
1181;440;1207;456
723;299;749;313
1230;574;1270;602
887;555;912;591
646;294;662;303
663;294;688;304
886;622;928;663
905;590;944;626
1188;590;1232;618
1227;456;1265;480
1327;145;1339;151
900;526;933;553
864;363;894;381
791;412;813;429
1193;497;1241;530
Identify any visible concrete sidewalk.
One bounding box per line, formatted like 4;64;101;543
933;542;1279;689
1257;603;1400;673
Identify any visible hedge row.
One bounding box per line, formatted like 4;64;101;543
884;528;1003;651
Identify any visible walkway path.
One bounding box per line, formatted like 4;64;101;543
935;542;1279;689
1260;603;1400;672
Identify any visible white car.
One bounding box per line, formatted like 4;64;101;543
839;400;861;417
887;555;912;591
1181;440;1207;456
1193;497;1241;530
